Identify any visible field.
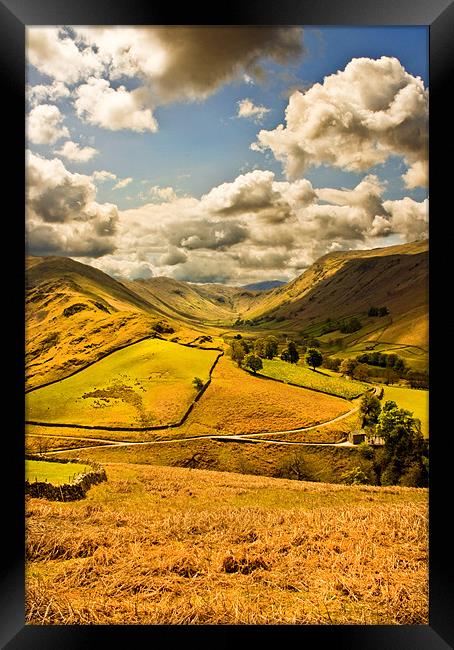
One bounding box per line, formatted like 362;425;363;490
171;356;352;438
26;462;428;625
26;460;90;485
258;359;368;399
381;386;429;437
26;339;219;428
26;435;112;454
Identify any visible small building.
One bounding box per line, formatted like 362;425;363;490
348;430;367;445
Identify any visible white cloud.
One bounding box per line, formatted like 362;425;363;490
254;56;428;187
26;151;119;257
237;98;270;122
92;170;117;182
54;140;98;162
27;81;70;107
27;27;104;84
75;27;304;103
27;104;69;145
113;177;133;190
75;77;158;132
382;197;428;241
149;185;178;202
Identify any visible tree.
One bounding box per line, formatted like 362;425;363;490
192;377;204;391
244;353;263;374
378;306;389;317
280;349;291;362
340;358;357;377
305;348;323;371
230;340;246;366
264;335;279;360
253;338;266;358
287;341;300;364
375;401;428;487
359;393;381;426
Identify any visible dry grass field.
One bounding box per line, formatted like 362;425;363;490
26;462;428;625
172;356;351;438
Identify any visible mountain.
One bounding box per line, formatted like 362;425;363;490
25;240;429;386
25;256;192;388
242;280;287;291
239;240;428;353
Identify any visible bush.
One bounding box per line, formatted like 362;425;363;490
340;318;362;334
192;377;204;390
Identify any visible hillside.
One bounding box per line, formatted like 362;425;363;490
25;256;199;389
25;240;429;387
239;240;428;349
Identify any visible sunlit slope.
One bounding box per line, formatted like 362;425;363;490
124;278;263;325
241;240;428;348
26;256;190;389
26;338;219;428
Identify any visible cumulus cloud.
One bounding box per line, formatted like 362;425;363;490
27;80;70;107
159;246;188;266
237;98;270;122
27;27;104;84
201;169;316;223
26;151;119;257
92;170;117;182
382;197;428;241
27;104;69;145
148;185;178;202
75;78;158;132
75;26;304;103
113;177;133;190
54;140;98;162
254;56;428;187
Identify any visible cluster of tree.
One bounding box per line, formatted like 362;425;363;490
323;356;342;371
339;317;362;334
280;341;299;364
254;336;279;360
368;306;389;317
406;370;429;390
358;395;428;487
356;352;406;373
151;321;175;334
320;318;340;335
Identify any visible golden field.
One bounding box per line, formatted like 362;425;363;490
26;462;428;625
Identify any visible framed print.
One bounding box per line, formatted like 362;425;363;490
1;0;453;646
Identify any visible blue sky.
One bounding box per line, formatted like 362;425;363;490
26;26;429;284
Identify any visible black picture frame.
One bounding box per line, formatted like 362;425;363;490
1;0;453;647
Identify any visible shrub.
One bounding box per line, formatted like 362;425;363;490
192;377;204;391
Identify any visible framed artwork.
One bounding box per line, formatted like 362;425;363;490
1;0;452;646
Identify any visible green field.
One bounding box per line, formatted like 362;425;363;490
26;339;219;428
26;460;89;485
381;385;429;437
258;359;369;399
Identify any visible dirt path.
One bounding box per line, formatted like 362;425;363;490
31;394;367;455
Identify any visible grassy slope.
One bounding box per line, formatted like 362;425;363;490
241;240;428;354
26;462;428;625
26;460;90;485
381;386;429;437
259;359;368;399
25;256;203;389
26;339;219;428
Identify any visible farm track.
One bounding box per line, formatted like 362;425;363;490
30;397;366;455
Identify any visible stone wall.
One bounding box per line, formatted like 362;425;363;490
25;455;107;501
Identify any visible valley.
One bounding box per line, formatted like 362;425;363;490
25;239;429;626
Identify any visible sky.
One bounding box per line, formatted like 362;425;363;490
25;26;428;285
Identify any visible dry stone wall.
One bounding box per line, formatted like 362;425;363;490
25;454;107;501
